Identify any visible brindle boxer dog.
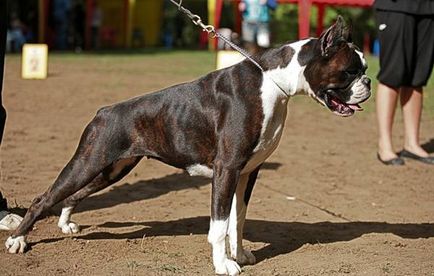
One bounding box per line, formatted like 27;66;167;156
6;17;370;275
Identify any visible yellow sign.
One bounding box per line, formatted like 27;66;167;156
216;51;245;70
21;44;48;79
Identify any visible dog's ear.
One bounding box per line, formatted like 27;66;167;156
342;19;353;42
319;15;348;55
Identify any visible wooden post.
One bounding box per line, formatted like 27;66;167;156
38;0;49;43
298;0;312;39
208;0;216;50
125;0;135;48
214;0;223;49
316;3;325;37
234;0;242;34
85;0;93;50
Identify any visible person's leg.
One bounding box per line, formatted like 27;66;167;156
375;10;414;163
376;83;400;161
0;194;6;210
0;0;9;207
400;87;429;157
0;0;23;230
399;15;434;159
0;0;7;143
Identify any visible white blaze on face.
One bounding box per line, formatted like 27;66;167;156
348;49;370;105
355;49;367;68
348;76;371;104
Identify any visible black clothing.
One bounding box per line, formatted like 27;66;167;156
0;0;7;210
376;11;434;87
1;0;7;142
374;0;434;15
375;0;434;87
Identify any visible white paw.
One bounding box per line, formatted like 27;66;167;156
237;249;256;265
215;259;241;275
60;221;80;234
5;236;27;253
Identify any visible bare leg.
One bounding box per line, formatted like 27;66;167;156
376;82;400;161
400;86;429;157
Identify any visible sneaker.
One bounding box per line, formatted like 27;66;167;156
0;210;23;231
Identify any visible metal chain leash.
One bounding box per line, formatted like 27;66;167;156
169;0;264;72
169;0;290;97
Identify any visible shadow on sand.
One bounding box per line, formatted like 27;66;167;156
36;216;434;264
27;159;434;263
68;162;282;214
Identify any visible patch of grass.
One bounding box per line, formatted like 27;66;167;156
126;259;141;276
48;50;216;77
6;50;433;116
160;263;183;273
381;262;392;274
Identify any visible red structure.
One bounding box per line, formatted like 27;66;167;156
215;0;374;40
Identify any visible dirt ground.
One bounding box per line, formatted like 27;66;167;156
0;53;433;276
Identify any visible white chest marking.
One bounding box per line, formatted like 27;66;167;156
186;40;311;177
242;75;288;174
242;40;311;174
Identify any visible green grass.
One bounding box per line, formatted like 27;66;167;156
9;50;433;116
47;50;217;77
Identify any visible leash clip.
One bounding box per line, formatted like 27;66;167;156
168;0;290;97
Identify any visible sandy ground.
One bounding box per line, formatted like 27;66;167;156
0;53;433;276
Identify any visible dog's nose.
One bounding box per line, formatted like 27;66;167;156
362;77;371;89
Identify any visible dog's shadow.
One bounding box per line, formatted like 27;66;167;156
34;159;434;264
37;216;434;264
69;162;282;214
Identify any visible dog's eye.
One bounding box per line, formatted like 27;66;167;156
345;69;358;76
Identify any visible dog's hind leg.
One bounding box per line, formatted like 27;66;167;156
227;165;261;266
58;156;142;234
5;108;133;253
5;159;108;253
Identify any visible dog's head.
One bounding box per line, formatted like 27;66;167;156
301;16;371;117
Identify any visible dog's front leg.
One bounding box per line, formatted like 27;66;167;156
208;161;242;276
227;166;261;266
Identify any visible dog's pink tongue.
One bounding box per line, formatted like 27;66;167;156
348;104;363;111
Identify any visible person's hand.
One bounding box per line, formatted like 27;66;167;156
260;0;267;5
239;2;246;12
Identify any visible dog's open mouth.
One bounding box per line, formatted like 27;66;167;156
323;93;363;117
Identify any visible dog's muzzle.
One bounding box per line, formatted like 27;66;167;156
317;75;371;117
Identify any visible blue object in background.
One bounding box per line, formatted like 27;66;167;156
373;39;380;56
